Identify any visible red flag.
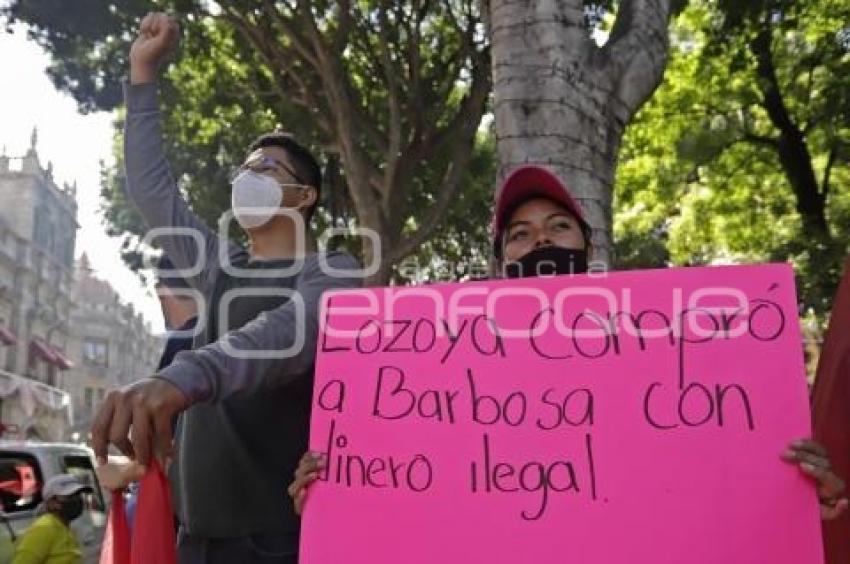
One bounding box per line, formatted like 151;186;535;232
812;258;850;563
130;461;177;564
98;462;176;564
99;492;131;564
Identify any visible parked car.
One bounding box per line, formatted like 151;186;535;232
0;441;108;563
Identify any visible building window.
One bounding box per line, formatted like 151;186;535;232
83;338;108;366
96;388;105;406
84;387;93;412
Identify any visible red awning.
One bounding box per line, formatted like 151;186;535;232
0;326;17;346
50;347;73;370
29;338;58;365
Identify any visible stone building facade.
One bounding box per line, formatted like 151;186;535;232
64;255;161;436
0;131;77;440
0;130;160;440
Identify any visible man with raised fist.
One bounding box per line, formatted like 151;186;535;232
91;12;361;563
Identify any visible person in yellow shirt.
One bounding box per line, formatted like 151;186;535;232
12;474;91;564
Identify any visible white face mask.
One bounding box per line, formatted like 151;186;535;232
231;170;289;229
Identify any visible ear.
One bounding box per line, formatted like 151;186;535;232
299;186;318;210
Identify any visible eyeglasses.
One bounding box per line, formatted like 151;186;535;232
231;155;309;187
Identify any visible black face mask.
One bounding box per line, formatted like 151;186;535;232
56;495;84;522
504;246;588;279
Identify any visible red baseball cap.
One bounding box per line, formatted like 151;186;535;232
492;165;586;257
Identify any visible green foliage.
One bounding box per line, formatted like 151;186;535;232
616;0;850;313
3;0;492;283
6;0;846;305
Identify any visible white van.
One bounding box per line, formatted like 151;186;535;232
0;441;108;564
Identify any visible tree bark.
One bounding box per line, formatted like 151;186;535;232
486;0;674;267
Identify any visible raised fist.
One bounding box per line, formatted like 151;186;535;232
129;12;180;84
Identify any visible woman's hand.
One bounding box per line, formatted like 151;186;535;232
96;461;146;492
287;452;326;515
782;439;848;520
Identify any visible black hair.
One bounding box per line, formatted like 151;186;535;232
494;196;592;260
247;132;322;221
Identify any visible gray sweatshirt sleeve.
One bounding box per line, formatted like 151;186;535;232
156;252;362;403
124;82;239;290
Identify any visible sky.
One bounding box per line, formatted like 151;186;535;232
0;24;165;334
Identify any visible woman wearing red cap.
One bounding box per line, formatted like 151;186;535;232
289;165;847;521
490;165;593;279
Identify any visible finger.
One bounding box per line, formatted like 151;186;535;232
299;472;320;487
797;451;831;470
800;463;845;498
287;474;319;501
297;458;323;477
130;402;154;466
294;458;312;478
791;439;828;458
152;410;175;467
296;475;319;514
92;394;117;464
783;448;830;469
821;471;846;500
295;488;307;515
152;13;168;36
107;396;135;459
291;472;319;493
139;12;154;35
298;451;320;466
145;13;164;39
822;498;849;521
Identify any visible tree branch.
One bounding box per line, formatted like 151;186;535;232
289;0;387;243
333;0;354;52
742;132;780;148
376;3;403;203
390;44;491;263
257;0;319;68
220;9;331;135
604;0;673;119
413;16;480;160
750;23;829;238
405;0;424;141
751;26;810;141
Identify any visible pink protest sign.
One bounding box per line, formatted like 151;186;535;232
301;264;823;564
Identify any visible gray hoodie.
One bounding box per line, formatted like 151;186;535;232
124;82;361;539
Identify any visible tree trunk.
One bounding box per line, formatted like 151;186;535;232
486;0;674;268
